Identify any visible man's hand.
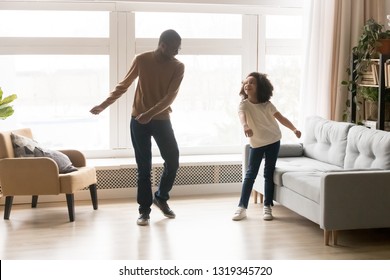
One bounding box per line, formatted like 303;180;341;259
135;112;152;124
90;105;105;115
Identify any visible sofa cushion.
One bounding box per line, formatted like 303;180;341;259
273;157;342;186
11;132;42;157
303;116;354;167
344;126;390;169
281;171;323;204
11;133;78;174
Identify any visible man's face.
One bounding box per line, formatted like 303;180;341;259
161;40;181;58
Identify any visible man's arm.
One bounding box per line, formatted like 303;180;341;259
90;58;139;115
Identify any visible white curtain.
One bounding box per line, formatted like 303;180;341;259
299;0;337;127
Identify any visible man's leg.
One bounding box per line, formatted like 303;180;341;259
130;118;153;216
151;119;179;218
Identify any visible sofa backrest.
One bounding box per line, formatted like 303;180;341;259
303;116;354;167
344;125;390;169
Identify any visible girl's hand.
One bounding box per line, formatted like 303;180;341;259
244;125;253;137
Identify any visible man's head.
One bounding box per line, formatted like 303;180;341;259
158;29;182;58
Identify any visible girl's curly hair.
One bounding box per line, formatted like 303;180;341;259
239;72;273;103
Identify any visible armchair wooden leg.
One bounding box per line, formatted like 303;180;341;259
66;193;75;222
4;196;14;220
32;195;38;208
89;184;98;210
259;193;264;204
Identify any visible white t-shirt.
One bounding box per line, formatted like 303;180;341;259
238;99;282;148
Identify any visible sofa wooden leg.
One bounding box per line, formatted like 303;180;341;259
66;193;75;222
324;230;331;246
324;230;338;246
253;190;258;204
89;184;98;210
4;196;14;220
259;193;264;204
32;195;38;208
333;230;338;246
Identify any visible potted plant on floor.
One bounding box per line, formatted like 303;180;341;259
0;87;17;120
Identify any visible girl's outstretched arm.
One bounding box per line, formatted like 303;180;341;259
274;112;301;138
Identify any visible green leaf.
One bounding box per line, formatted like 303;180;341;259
0;93;17;106
0;106;14;120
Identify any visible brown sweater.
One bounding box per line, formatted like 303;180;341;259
101;51;185;120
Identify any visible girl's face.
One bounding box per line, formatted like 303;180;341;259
243;76;257;101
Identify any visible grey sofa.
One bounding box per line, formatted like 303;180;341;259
246;116;390;245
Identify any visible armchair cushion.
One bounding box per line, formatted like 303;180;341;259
11;133;77;174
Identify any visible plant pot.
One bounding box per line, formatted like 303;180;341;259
364;100;390;121
364;100;378;120
377;39;390;54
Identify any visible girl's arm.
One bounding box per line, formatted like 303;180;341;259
274;112;301;138
238;111;253;137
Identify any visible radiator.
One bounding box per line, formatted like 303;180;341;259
96;163;242;189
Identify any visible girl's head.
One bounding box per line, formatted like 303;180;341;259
239;72;273;103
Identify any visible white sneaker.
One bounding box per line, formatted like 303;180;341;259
263;206;273;221
232;207;247;221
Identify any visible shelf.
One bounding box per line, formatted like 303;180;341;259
349;53;390;130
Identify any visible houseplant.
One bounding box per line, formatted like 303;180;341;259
342;18;390;122
350;18;390;80
0;87;17;120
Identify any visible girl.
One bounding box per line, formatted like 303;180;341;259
233;72;301;221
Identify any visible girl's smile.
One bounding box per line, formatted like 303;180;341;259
243;76;258;103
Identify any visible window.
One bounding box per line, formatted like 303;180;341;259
135;12;241;39
0;11;109;37
0;10;110;151
171;55;242;149
0;55;110;149
135;12;243;152
264;14;303;144
0;4;303;156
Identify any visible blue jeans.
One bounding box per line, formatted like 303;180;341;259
238;141;280;208
130;118;179;214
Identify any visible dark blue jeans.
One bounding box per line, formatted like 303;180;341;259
238;141;280;208
130;118;179;214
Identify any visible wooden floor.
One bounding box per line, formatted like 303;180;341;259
1;193;390;260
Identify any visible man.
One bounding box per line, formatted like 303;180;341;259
90;29;185;226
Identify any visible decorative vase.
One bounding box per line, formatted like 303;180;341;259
377;39;390;54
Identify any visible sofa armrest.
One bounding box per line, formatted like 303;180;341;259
243;143;304;172
0;157;60;196
320;170;390;231
278;143;304;157
59;149;86;167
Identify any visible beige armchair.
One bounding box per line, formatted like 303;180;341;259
0;128;98;222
